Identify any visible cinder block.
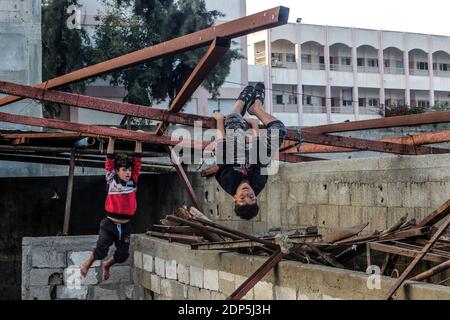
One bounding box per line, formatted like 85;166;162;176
68;251;100;268
329;182;351;206
165;259;177;280
298;206;318;227
254;281;274;300
103;266;132;284
28;286;51;300
30;268;63;286
187;286;212;300
203;269;219;291
338;206;362;228
218;271;235;295
289;182;308;204
402;182;430;208
91;286;120;300
177;264;190;285
235;275;253;300
56;286;88;300
32;250;66;268
211;291;227;300
361;207;388;233
307;183;329;205
143;254;153;273
189;266;204;288
150;274;161;294
154;257;166;278
350;183;376;206
275;286;297;300
133;251;143;269
317;205;339;228
64;267;98;286
161;279;185;300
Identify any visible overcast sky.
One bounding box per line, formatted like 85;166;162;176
247;0;448;36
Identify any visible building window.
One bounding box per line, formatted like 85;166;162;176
367;59;378;67
275;95;283;104
341;57;351;65
272;53;283;66
343;100;352;106
357;58;365;66
286;53;296;63
359;98;365;107
304;96;313;105
418;100;430;108
440;63;450;71
319;56;325;64
384;59;390;68
301;54;311;64
416;61;428;70
396;60;404;69
368;98;379;107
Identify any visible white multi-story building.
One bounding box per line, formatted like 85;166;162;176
247;23;450;127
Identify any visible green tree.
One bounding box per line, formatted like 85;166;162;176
90;0;242;124
41;0;92;119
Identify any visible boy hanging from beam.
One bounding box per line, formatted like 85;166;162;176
212;83;287;220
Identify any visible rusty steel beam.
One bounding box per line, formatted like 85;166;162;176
306;111;450;134
227;249;284;300
63;150;76;235
0;111;208;150
4;81;446;156
0;6;289;107
299;131;448;155
384;214;450;300
156;38;230;135
0;132;99;140
409;259;450;282
282;130;450;154
0;80;215;128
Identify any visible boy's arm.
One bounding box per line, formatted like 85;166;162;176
132;131;143;182
105;137;115;182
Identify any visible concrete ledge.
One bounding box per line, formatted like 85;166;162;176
133;235;450;300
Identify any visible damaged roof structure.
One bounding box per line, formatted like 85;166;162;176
1;6;450;300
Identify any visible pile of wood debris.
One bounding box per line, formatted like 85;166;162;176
146;199;450;300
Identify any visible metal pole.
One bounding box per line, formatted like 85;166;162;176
63;150;76;235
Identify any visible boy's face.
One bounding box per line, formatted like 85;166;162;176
233;182;257;206
116;167;132;182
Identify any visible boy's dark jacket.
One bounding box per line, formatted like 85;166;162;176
215;164;267;196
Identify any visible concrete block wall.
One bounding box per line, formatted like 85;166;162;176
22;236;137;300
133;235;450;300
191;154;450;235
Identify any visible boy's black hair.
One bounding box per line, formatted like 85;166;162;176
234;203;259;220
114;154;134;170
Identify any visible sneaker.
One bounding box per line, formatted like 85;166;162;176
248;82;265;115
254;82;265;103
237;85;255;116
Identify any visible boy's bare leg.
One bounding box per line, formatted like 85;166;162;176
80;254;95;277
102;257;116;281
249;100;278;126
229;100;245;115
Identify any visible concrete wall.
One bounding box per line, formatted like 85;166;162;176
179;153;450;236
0;0;43;177
22;236;136;300
132;236;450;300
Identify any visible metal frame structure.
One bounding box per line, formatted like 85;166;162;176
0;5;449;251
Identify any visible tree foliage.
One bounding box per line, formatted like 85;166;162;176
90;0;242;111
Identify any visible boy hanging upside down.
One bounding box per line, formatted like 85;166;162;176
81;132;143;281
213;83;287;221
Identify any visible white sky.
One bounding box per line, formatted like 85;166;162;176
247;0;449;36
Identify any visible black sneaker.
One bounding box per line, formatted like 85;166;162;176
237;85;255;116
254;82;265;104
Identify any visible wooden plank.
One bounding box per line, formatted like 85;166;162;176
417;199;450;227
384;214;450;299
369;242;450;264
